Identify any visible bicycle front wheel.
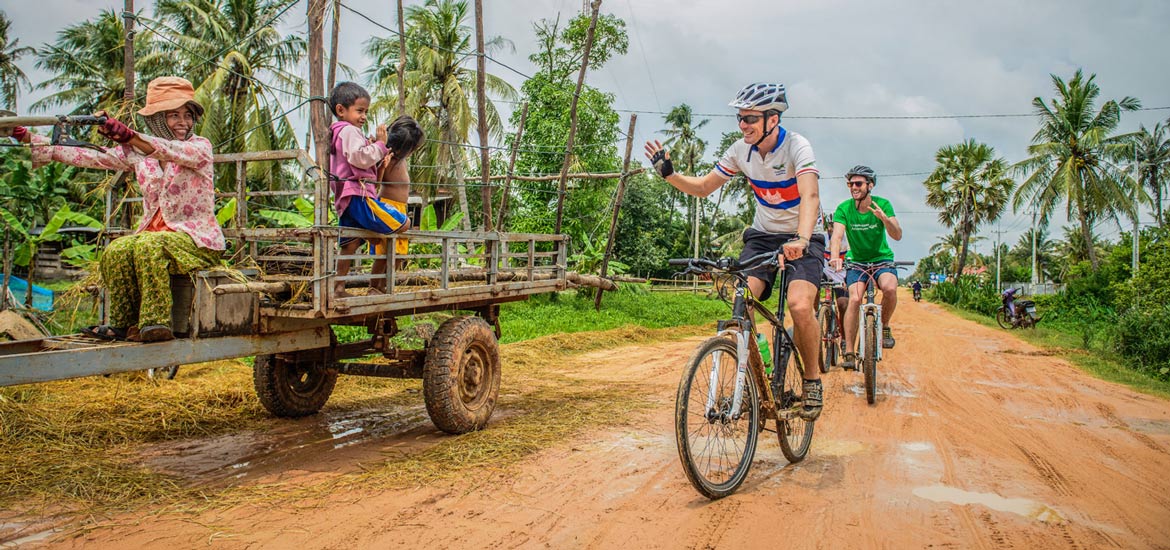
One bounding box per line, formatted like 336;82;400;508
776;328;815;463
864;313;878;405
816;302;835;373
675;336;760;500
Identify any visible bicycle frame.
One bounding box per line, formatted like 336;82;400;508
715;263;798;422
845;261;908;363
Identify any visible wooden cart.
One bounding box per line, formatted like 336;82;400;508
0;150;597;434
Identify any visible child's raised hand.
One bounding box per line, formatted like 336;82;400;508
375;124;388;145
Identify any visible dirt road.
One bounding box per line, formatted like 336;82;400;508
24;294;1170;549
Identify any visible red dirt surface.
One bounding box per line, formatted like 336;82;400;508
21;296;1170;549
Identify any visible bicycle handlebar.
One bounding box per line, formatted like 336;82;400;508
668;248;788;275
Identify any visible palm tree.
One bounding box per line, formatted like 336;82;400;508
1055;224;1107;278
154;0;304;184
1010;226;1057;282
662;103;709;255
0;11;35;110
929;232;985;274
924;139;1015;277
1134;122;1170;227
1012;69;1142;270
33;10;168;117
365;0;517;230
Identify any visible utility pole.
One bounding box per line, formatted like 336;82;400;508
123;0;135;102
1030;209;1038;285
396;0;406;115
1132;147;1140;277
994;220;1002;292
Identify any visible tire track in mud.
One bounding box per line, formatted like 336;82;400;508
684;499;740;550
1013;443;1073;496
1095;402;1168;455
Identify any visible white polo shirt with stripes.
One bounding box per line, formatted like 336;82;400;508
713;126;819;235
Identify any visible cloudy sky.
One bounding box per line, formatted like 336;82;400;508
7;0;1170;265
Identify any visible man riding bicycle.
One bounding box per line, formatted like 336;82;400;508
828;165;902;370
644;82;825;420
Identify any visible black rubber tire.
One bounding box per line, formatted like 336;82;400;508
864;314;878;405
816;303;834;374
777;328;814;463
253;353;338;417
995;307;1011;329
675;336;759;500
147;366;179;380
423;315;501;434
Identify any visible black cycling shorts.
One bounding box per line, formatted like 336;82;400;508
739;228;826;302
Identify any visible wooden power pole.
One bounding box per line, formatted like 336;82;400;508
554;0;602;234
474;0;493;230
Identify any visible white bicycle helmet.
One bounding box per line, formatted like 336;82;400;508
728;82;788;113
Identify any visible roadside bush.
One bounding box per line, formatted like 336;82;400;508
1115;304;1170;379
930;276;999;316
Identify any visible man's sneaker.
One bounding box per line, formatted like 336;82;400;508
842;352;858;371
800;379;823;420
882;327;895;349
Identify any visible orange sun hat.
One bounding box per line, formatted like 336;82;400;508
137;77;205;118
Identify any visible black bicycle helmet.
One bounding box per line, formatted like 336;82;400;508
845;165;877;184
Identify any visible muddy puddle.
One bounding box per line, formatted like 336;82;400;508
913;485;1067;524
139;405;449;485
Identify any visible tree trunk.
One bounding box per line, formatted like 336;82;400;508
1079;204;1099;270
25;251;35;309
451;138;472;231
956;231;970;278
1154;172;1164;228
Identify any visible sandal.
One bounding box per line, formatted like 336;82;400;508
81;325;128;341
136;325;174;343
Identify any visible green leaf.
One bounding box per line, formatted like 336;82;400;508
61;244;98;268
258;209;312;228
216;198;237;226
421;204;438;231
13;242;32;267
0;206;27;236
439;211;464;231
294;197;315;220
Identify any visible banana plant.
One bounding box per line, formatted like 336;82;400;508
0;204;102;307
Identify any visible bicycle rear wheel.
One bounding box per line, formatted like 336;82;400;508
863;313;878;405
675;336;760;499
776;328;815;463
816;302;835;373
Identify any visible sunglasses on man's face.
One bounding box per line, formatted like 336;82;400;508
736;114;765;124
847;180;869;187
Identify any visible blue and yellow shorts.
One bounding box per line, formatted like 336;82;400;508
339;196;409;256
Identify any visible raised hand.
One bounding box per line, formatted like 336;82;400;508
98;116;137;144
643;140;674;178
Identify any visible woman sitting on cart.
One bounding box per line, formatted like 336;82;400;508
10;77;224;342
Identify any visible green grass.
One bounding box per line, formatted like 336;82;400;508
498;288;731;344
939;303;1170;400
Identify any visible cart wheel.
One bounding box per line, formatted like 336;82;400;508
423;315;501;434
147;365;179;380
253;353;338;418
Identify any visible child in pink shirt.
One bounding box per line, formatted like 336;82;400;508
327;82;424;297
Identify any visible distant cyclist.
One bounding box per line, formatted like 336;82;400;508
828;165;902;370
911;280;923;302
644;82;826;420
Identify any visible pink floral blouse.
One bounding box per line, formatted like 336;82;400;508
31;134;226;251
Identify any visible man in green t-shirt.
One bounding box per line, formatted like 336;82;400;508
828;165;903;369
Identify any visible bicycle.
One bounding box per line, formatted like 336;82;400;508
670;249;815;500
841;260;914;405
816;275;846;374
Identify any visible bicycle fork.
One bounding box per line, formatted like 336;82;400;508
706;331;752;422
856;303;883;363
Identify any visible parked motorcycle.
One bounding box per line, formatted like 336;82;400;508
996;287;1041;329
